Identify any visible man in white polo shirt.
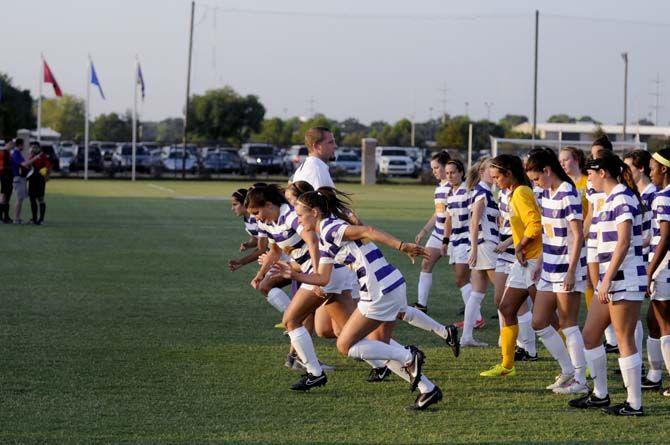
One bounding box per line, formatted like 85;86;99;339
291;126;336;188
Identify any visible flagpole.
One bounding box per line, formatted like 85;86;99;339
37;54;43;143
85;56;91;181
132;57;138;182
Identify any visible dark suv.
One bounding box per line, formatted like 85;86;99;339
238;143;282;175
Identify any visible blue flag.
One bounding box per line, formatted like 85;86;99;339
137;63;145;100
90;61;105;100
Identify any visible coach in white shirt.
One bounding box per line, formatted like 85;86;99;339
291;126;336;189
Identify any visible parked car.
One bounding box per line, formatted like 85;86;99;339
283;145;309;174
98;141;117;157
58;147;75;173
330;153;361;175
203;150;243;174
238;143;282;175
58;140;78;156
71;145;103;172
161;151;197;173
113;144;151;172
376;147;416;177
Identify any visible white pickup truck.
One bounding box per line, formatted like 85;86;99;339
376;146;417;177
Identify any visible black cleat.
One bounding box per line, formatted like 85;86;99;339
569;392;611;409
515;346;538;362
290;372;327;391
407;385;443;411
366;366;391;382
641;377;662;392
604;342;619;354
445;324;460;358
403;345;425;392
602;402;644;417
457;306;465;316
412;302;428;313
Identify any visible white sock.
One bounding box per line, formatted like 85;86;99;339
462;291;484;341
661;335;670;375
634;320;643;358
517;311;532;351
366;359;386;369
563;325;587;385
402;306;447;339
266;288;291;313
585;345;608;398
537;326;574;375
417;272;433;307
604;324;618;346
386;358;436;393
460;283;472;306
619;353;643;410
647;337;663;382
287;326;323;376
347;338;411;363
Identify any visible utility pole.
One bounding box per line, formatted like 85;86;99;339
532;9;539;144
308;97;316;117
182;0;195;179
622;52;628;142
438;82;448;124
651;73;662;126
464;101;469;117
484;101;494;121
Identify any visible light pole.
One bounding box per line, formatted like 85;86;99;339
484;101;494;121
622;52;629;142
465;101;469;117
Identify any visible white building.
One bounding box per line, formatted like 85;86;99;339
513;122;670;143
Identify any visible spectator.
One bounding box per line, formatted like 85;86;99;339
10;138;38;224
0;140;14;223
27;141;51;225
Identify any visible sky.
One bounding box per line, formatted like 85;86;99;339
4;0;670;126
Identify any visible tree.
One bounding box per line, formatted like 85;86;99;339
250;117;294;147
156;118;183;144
91;112;131;141
591;124;606;140
435;118;466;149
188;86;265;146
0;73;35;139
40;94;85;141
499;114;528;129
638;118;654;126
578;115;601;124
293;114;341;145
547;114;577;123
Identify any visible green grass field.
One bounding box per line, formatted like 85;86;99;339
2;179;669;444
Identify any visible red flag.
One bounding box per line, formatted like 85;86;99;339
43;60;62;97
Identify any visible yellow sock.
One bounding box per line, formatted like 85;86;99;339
585;287;593;311
501;324;519;369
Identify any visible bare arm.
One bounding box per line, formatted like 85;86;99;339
583;202;593;239
564;219;584;291
415;214;436;244
343;225;426;262
468;199;485;266
648;221;670;281
276;261;334;287
230;237;268;271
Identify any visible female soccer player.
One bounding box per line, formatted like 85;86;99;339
624;150;656;260
642;148;670;395
276;188;443;410
568;151;646;416
413;151;451;312
461;158;498;347
525;148;589;394
480;154;542;377
228;188;268;272
445;160;474;321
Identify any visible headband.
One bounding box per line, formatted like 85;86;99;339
652;152;670;168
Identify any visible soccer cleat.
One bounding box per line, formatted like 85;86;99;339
290;372;327;391
553;380;590;395
568;392;611;409
366;366;391;382
604;341;619;354
480;364;516;377
474;318;486;329
407;385;443;411
274;322;286;329
445;324;460;357
514;346;527;361
663;389;670;397
284;353;297;369
602;402;644;417
412;302;428;313
403;345;425;392
460;337;488;348
457;306;465;316
641;377;662;392
546;374;575;390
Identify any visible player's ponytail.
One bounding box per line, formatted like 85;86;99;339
287;181;314;199
298;187;357;225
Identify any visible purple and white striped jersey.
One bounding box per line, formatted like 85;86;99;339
257;204;311;270
318;217;405;302
244;215;266;238
650;185;670;276
533;185;543;204
586;180;607;256
430;180;450;242
640;183;657;257
539;181;587;284
497;188;516;264
471;181;499;245
447;182;470;249
595;183;646;294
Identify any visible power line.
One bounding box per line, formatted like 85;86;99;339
543;13;670;28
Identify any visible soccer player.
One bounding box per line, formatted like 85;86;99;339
569;151;646;416
228;188;268;272
642;148;670;395
26;142;51;225
444;160;473;322
10;138;37;224
461;158;498;347
413;151;451;312
276;187;443;410
525;148;589;395
0;141;14;223
480;154;542;377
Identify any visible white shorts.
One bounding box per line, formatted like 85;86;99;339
301;265;353;294
495;259;513;275
357;283;407;322
609;291;645;302
449;244;469;265
425;234;443;250
505;259;539;290
651;269;670;301
471;241;497;271
536;278;586;294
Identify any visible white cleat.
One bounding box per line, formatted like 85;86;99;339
552;380;590;395
546;373;574;390
460;337;489;347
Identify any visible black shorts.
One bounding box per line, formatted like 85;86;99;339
28;176;46;198
0;173;12;195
